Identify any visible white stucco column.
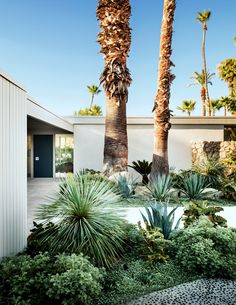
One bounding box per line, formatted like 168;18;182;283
0;71;27;258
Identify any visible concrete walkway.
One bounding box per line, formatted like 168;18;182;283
27;178;59;231
127;279;236;305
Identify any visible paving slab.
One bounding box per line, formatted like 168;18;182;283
27;178;60;232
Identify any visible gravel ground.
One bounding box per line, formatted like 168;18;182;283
127;279;236;305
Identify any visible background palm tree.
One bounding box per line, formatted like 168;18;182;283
97;0;132;174
74;105;103;116
219;96;235;116
197;10;212;116
209;99;222;116
87;84;101;109
150;0;176;178
188;70;214;116
177;100;196;116
217;58;236;97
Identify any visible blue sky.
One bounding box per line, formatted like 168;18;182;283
0;0;235;116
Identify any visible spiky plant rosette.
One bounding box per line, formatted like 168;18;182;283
35;174;125;268
97;0;132;105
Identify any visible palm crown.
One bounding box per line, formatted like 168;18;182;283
177;100;196;116
189;70;215;87
87;84;101;109
197;10;211;25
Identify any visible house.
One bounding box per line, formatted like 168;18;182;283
0;69;235;258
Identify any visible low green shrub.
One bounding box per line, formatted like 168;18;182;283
96;259;198;305
0;252;104;305
171;217;236;279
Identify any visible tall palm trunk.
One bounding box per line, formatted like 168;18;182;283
89;94;95;109
202;24;211;116
150;0;176;178
200;86;206;116
97;0;132;174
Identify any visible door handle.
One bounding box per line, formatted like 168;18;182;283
35;157;40;161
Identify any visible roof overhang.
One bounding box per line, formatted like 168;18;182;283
65;116;236;126
27;97;73;133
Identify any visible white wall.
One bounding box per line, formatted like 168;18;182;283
0;72;27;258
73;120;224;172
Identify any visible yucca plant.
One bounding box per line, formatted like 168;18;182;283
128;160;152;184
140;201;181;239
35;174;125;268
147;174;174;202
177;173;213;200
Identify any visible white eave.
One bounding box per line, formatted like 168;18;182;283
27;96;74;133
64;116;236;126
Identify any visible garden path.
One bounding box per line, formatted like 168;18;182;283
127;279;236;305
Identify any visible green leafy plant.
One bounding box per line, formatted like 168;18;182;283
35;174;125;268
137;222;170;263
0;253;103;305
140;202;181;239
171;217;236;279
183;201;227;228
128;160;152;184
176;173;212;200
147;174;174;202
218;177;236;201
192;157;225;189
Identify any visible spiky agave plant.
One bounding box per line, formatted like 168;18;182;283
140;201;181;239
35;174;125;268
147;174;174;202
97;0;132;174
177;173;213;200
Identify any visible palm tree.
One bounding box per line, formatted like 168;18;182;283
150;0;176;178
177;100;196;116
218;96;235;116
209;99;222;116
188;70;214;116
74;105;103;116
217;59;236;97
197;10;212;116
87;84;101;109
97;0;132;174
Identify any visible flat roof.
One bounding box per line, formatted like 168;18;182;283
65;116;236;126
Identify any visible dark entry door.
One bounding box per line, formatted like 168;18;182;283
34;135;53;177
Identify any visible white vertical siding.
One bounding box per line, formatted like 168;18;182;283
0;74;27;257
